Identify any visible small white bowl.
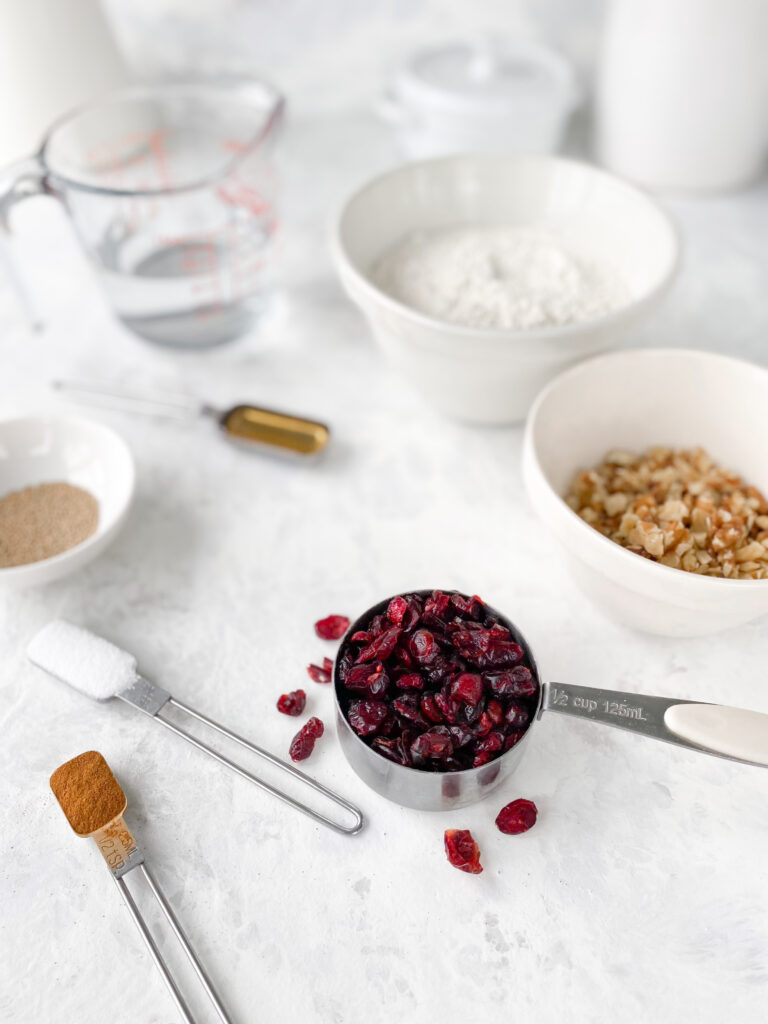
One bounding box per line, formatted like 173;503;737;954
523;349;768;636
0;415;135;587
333;153;679;424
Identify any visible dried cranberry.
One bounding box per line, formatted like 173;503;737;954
394;645;413;669
424;590;452;620
505;701;530;729
387;595;408;624
409;629;439;665
421;654;457;687
434;689;461;724
307;662;331;684
345;660;389;699
486;699;504;725
393;695;429;729
420;693;444;722
357;626;402;664
314;615;350;640
276;690;306;716
473;711;494;736
486;666;537;699
348;700;390;737
350;630;372;644
444;829;483;874
396;672;425;690
450;593;483;619
323;657;333;674
411;726;454;763
495;798;538;835
448;724;474;748
451;672;483;706
371;735;410;766
289;717;324;761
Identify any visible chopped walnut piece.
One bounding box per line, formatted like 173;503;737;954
565;447;768;579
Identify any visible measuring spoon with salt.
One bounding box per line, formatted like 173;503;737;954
51;751;232;1024
31;621;364;836
52;379;330;458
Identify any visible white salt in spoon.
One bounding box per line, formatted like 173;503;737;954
29;620;364;836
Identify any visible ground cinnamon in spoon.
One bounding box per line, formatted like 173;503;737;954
50;751;126;836
0;482;98;567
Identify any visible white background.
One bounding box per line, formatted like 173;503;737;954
2;2;768;1022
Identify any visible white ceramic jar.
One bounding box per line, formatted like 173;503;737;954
596;0;768;191
380;41;580;159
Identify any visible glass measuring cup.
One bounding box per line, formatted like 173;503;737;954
333;591;768;810
0;79;283;348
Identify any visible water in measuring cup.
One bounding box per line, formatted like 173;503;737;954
95;215;274;348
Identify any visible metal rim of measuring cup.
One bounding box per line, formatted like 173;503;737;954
333;590;543;811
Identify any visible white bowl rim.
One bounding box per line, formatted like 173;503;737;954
333;151;681;343
0;413;135;579
525;346;768;591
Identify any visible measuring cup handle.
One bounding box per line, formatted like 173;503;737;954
542;682;768;768
0;155;47;329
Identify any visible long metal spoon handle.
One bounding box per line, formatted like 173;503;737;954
52;378;204;421
114;875;198;1024
155;698;364;836
542;682;768;768
140;864;233;1024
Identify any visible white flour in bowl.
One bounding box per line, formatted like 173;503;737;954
372;225;627;330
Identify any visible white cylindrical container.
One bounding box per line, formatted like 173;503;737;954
596;0;768;191
0;0;131;165
380;41;580;160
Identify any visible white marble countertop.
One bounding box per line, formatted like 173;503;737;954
2;101;768;1024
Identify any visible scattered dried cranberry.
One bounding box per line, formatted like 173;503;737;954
276;690;306;716
314;615;350;640
336;590;539;774
496;798;538;834
444;829;483;874
307;662;332;684
289;717;324;761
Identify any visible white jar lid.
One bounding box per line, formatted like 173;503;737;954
393;41;580;117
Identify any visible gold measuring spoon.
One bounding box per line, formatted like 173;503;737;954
51;751;233;1024
52;379;330;458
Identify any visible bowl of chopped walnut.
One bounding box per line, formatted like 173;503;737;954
523;348;768;635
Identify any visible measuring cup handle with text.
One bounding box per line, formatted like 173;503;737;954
542;682;768;769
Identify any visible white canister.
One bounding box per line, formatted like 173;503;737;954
596;0;768;191
380;41;580;160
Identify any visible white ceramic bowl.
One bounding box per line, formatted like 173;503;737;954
333;153;679;424
0;415;135;587
523;349;768;636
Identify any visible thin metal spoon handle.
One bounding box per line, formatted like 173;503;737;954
542;682;768;768
141;864;233;1024
156;697;365;836
115;875;198;1024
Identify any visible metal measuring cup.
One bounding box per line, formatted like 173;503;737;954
333;591;768;811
